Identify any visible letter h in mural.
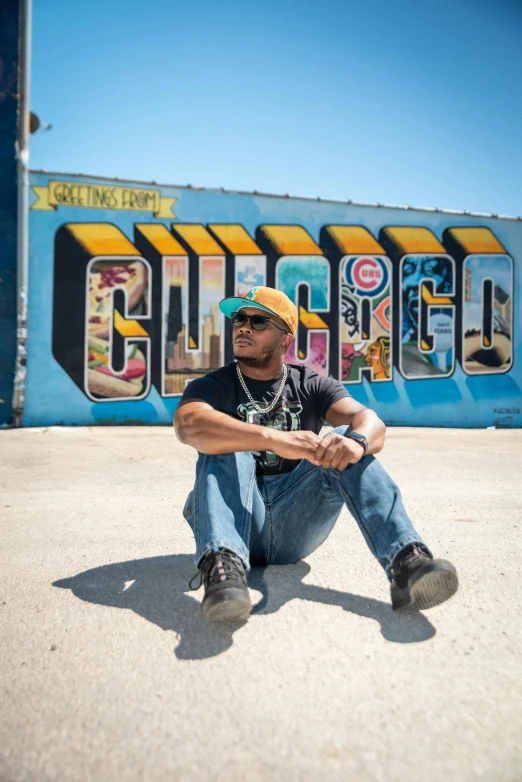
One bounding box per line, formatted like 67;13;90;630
135;223;227;397
206;224;267;364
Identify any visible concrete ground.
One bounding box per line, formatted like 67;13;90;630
1;425;521;782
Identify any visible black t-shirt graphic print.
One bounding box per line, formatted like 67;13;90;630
180;362;350;476
236;395;303;473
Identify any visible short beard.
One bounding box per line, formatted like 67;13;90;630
233;340;280;369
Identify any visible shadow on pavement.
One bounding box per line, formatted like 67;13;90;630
53;555;435;660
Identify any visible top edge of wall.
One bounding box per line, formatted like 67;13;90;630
28;169;522;222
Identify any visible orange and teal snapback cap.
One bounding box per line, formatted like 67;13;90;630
219;286;298;335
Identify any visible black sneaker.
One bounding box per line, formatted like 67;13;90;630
189;548;252;622
390;543;458;611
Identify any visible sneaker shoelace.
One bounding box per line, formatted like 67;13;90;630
189;548;245;591
391;543;431;579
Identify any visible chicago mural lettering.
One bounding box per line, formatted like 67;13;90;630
51;223;514;402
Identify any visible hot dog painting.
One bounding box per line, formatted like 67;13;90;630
88;261;147;339
87;336;148;399
86;259;149;399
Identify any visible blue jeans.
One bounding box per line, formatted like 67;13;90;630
183;426;428;581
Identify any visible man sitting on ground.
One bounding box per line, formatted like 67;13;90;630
174;286;458;622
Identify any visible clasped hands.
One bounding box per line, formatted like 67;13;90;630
270;430;366;470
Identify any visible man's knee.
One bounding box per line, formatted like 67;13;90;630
183;490;194;528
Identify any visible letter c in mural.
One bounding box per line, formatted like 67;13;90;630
52;224;152;402
321;226;393;383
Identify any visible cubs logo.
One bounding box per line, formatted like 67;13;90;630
345;256;388;298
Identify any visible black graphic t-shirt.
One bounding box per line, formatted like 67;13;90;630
180;362;351;475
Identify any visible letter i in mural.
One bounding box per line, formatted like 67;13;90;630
321;226;392;383
163;225;226;394
207;224;266;295
53;223;152;401
380;227;456;380
443;227;513;375
256;225;330;375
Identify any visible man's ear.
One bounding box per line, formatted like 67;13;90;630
282;333;294;352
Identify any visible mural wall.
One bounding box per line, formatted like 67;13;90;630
0;0;20;426
25;172;522;427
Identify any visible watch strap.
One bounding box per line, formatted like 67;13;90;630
346;430;368;456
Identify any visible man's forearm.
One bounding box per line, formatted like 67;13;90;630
175;406;275;455
349;409;386;454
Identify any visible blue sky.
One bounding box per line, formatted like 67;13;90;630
30;0;522;215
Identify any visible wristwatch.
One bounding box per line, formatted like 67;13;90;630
346;430;368;456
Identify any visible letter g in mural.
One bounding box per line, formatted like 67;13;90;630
380;227;456;380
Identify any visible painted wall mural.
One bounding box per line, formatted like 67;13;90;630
25;173;521;428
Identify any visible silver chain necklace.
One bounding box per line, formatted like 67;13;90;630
236;362;288;414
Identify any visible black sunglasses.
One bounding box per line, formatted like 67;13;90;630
231;311;288;333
